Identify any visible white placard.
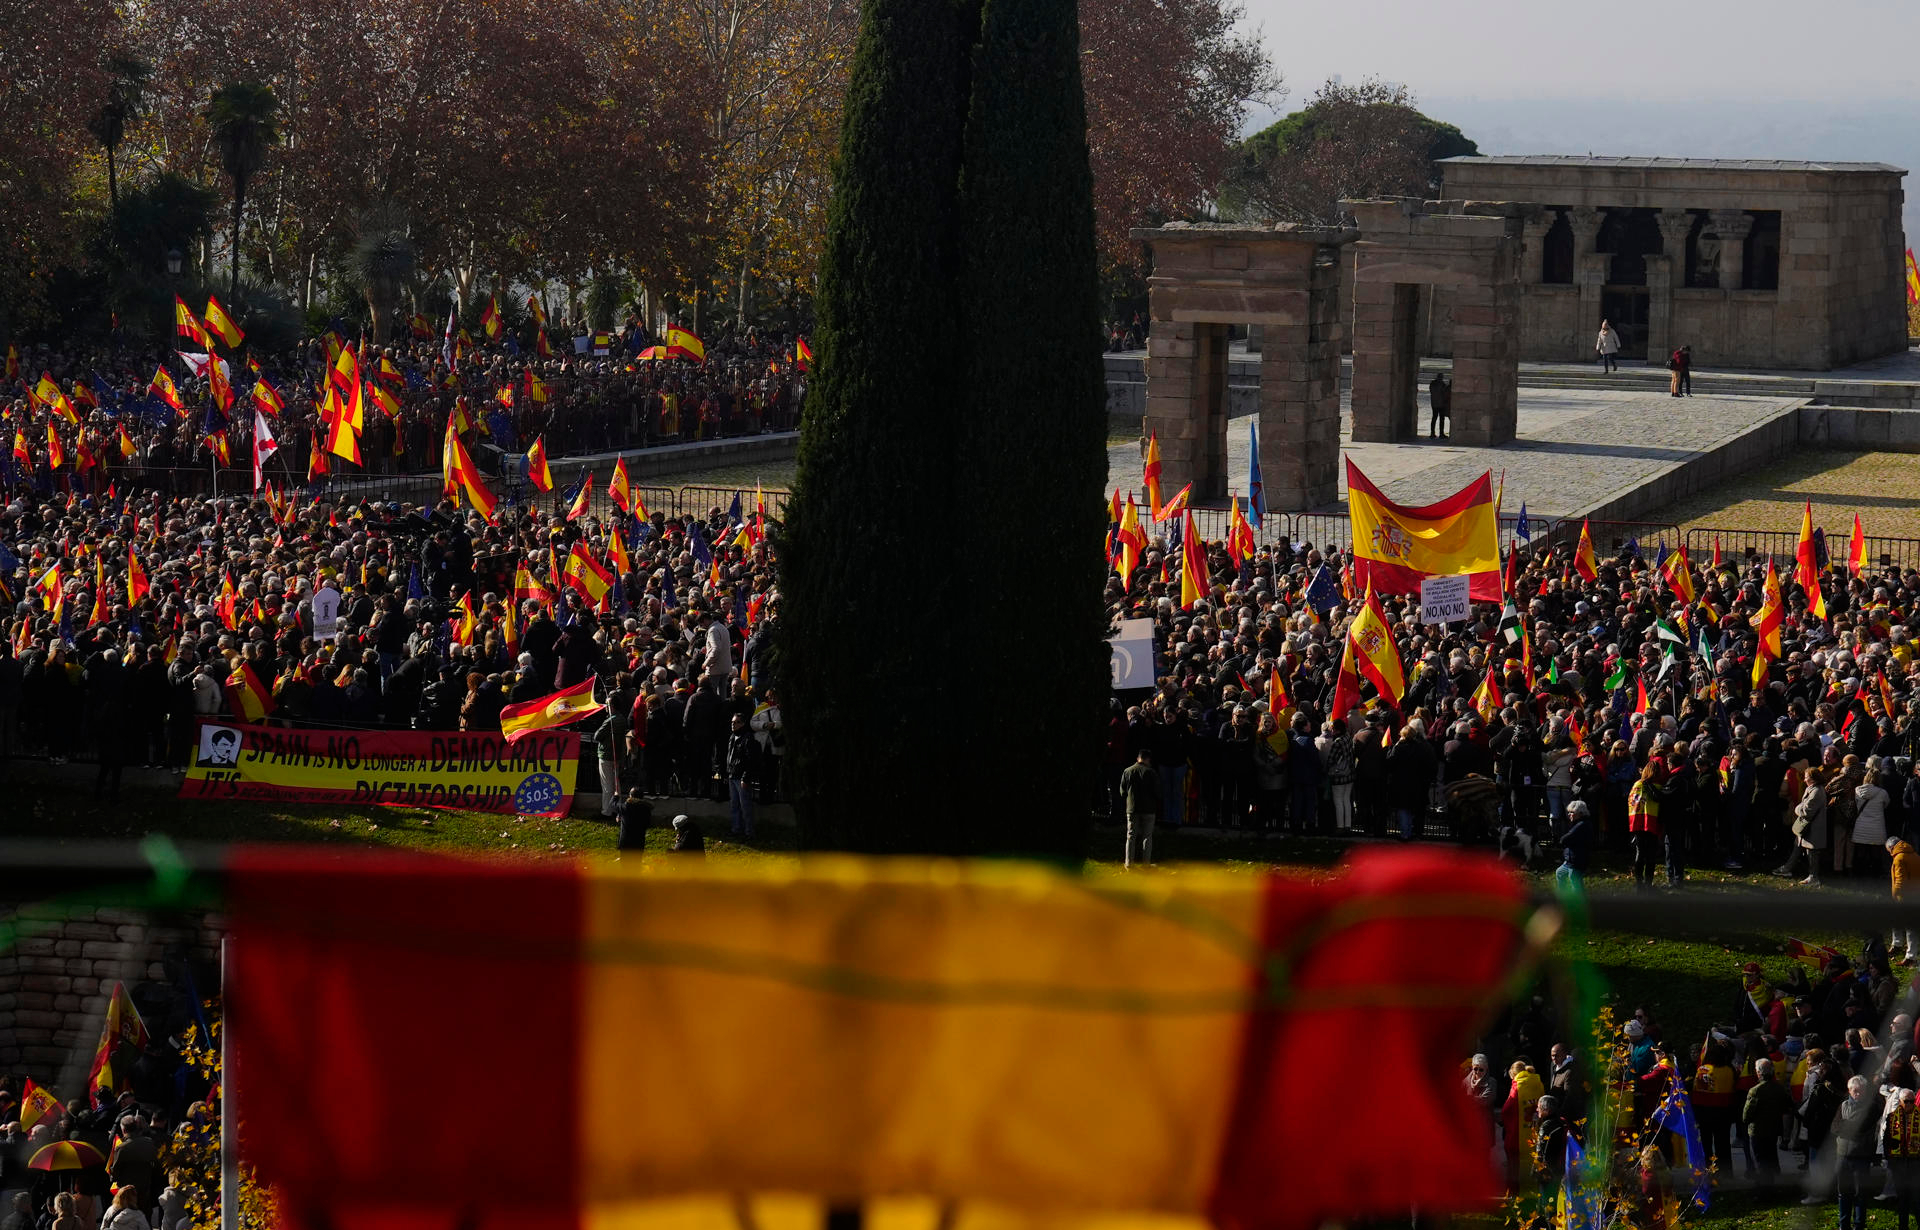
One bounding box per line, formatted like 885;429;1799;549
1109;618;1155;690
1419;574;1471;625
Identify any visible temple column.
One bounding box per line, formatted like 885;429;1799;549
1568;206;1607;345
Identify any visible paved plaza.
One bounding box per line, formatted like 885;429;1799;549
1105;387;1806;519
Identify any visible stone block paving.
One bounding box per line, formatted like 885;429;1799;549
1106;388;1804;519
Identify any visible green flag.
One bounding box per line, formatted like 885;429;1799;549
1604;660;1627;691
1548;659;1561;685
1653;618;1685;645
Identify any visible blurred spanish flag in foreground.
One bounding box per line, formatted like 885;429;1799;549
1346;459;1501;603
229;847;1528;1230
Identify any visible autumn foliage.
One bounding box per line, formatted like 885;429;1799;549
0;0;1273;334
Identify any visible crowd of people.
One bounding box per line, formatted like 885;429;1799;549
1468;939;1920;1225
5;316;808;501
1102;514;1920;894
0;473;785;827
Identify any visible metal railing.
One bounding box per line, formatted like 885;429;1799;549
1684;527;1920;573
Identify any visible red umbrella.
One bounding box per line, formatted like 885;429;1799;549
28;1140;106;1171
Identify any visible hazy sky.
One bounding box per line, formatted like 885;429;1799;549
1243;0;1919;106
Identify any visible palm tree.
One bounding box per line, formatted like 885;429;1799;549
352;205;417;344
88;55;152;210
204;81;281;295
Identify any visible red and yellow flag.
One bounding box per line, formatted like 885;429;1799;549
1179;508;1208;610
34;563;61;618
1143;432;1163;519
609;457;632;514
1572;520;1598;582
87;982;149;1108
1347;460;1501;602
251;377;284;417
204;295;244;348
1752;560;1785;688
1907;248;1920;305
127;545;150;604
174;296;207;347
36;373;76;423
666;324;705;362
1849;514;1867;576
498;679;605;744
567;473;593;522
150;366;184;412
1226;496;1255;568
11;430;30;473
117;423;137;458
1796;501;1826;619
227;661;276;722
442;416;498;522
226;846;1525;1230
1660;546;1694;606
563;541;613;604
45;422;64;469
1115;494;1145;588
608;523;631;576
482;294;504;341
514;563;552;610
527;437;554;493
1329;585;1408;721
20;1078;60;1131
452;593;478;647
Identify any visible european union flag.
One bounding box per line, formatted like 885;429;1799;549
1515;503;1530;541
1558;1132;1595;1230
1649;1072;1711;1212
660;567;677;610
559;471;587;510
1623;535;1640;560
0;543;19;574
1655;539;1669;569
689;522;712;566
610;577;627;614
1303;564;1341;614
727;491;743;527
408;564;426;601
732;582;748;629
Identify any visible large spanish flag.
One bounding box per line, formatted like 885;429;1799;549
228;846;1527;1230
499;678;606;743
1346;459;1500;603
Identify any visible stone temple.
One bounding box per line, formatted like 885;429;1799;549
1437;156;1908;371
1130;155;1909;509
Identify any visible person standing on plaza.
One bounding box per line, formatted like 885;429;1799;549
1596;320;1622;372
1119;747;1160;868
1428;371;1451;439
1744;1056;1794;1180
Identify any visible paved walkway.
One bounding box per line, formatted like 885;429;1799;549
1106;388;1805;519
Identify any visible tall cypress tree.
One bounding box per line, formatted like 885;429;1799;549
952;0;1110;856
779;0;984;851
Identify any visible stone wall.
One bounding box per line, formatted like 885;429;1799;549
1441;157;1908;371
0;904;224;1091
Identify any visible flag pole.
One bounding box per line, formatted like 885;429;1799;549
219;935;237;1230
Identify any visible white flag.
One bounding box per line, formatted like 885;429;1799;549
251;408;278;491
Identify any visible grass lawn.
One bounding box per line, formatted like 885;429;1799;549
1643;447;1920;539
10;785;1901;1228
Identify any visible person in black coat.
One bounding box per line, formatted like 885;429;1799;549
616;790;652;851
682;675;726;801
521;606;561;687
1386;718;1439;840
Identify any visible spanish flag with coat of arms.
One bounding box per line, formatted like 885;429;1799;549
1328;585;1408;722
1346;459;1501;603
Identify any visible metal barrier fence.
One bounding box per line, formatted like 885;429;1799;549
1684;527;1920;573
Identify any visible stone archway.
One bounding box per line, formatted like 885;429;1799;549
1131;223;1356;510
1344;198;1530;447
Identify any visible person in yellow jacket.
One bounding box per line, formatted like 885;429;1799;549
1889;836;1920;964
1502;1060;1546;1188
